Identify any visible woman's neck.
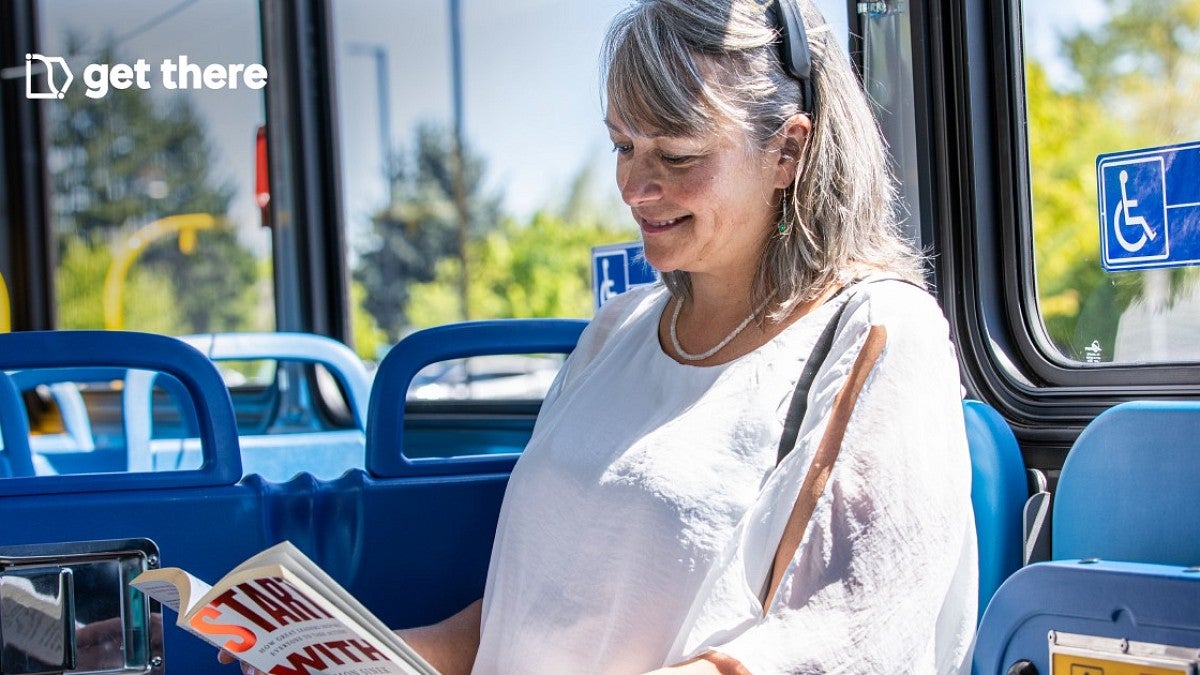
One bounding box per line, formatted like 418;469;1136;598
686;270;760;321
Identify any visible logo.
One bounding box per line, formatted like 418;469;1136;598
25;53;74;99
23;54;267;100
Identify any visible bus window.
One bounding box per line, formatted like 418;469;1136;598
333;1;851;368
1022;0;1200;365
36;0;273;335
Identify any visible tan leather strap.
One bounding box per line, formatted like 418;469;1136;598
763;324;888;611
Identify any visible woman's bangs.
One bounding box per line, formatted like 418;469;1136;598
605;17;716;137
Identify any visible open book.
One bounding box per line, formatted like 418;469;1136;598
131;541;439;675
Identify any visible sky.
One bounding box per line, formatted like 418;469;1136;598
38;0;644;256
35;0;868;261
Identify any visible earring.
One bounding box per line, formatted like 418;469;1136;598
777;216;789;235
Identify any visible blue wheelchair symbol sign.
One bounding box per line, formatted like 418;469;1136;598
592;242;660;310
595;252;628;306
1097;142;1200;272
1100;157;1168;269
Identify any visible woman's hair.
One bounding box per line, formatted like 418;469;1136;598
602;0;926;319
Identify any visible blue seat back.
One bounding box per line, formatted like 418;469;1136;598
0;331;242;494
1054;400;1200;564
964;399;1027;621
972;560;1200;674
0;371;35;476
177;332;373;481
367;318;587;478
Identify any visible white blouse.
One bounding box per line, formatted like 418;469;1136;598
472;281;976;674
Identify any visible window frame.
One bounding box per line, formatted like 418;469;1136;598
922;0;1200;467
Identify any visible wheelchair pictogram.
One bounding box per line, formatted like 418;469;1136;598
1112;169;1156;253
593;252;628;309
1097;153;1174;271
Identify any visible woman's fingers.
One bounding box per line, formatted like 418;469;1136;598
216;651;257;674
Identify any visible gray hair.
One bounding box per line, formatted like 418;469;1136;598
602;0;926;320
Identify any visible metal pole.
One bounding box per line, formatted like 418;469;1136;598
348;43;393;203
449;0;470;320
373;45;394;202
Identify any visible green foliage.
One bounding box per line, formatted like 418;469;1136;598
56;236;181;333
48;37;261;334
354;123;502;341
1028;0;1200;358
1026;61;1135;354
406;211;637;329
350;280;388;362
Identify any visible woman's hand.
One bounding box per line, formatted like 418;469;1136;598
216;649;255;674
645;652;751;675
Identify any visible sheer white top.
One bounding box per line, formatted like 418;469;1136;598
472;281;976;674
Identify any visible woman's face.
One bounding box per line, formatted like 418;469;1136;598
607;112;789;280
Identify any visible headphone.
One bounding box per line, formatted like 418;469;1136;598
761;0;816;116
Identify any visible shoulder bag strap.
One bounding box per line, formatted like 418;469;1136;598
775;276;925;466
762;277;917;610
774;296;853;466
763;323;888;610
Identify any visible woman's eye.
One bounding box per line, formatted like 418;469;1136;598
611;142;632;154
660;153;693;166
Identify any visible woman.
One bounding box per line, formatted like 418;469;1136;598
227;0;975;672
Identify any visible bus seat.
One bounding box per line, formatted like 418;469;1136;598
367;318;587;478
0;371;35;477
0;330;242;495
1053;400;1200;565
971;559;1200;674
963;399;1027;622
180;332;373;481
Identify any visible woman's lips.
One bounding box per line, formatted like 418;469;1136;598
639;214;691;233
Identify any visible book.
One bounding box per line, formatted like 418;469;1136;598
131;541;439;675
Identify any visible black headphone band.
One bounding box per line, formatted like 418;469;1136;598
764;0;816;116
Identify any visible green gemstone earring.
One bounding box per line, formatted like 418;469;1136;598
777;218;788;235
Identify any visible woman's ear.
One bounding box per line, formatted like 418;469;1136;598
773;114;812;189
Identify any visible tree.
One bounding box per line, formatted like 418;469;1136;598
56;237;181;333
48;38;259;333
406;210;637;328
353;123;502;341
1026;60;1135;354
1027;0;1200;358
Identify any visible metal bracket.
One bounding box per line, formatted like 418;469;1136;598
858;1;905;17
0;539;161;675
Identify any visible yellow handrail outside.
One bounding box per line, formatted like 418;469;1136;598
0;271;10;333
103;214;220;330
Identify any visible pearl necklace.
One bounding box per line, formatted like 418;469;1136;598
670;297;771;362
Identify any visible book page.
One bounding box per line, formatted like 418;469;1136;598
130;567;212;615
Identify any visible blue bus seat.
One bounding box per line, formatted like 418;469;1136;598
180;332;373;481
0;371;35;477
367;318;587;478
963;399;1028;622
0;331;243;494
972;560;1200;674
1053;400;1200;565
10;365;201;473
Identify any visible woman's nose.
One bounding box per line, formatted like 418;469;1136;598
618;157;662;206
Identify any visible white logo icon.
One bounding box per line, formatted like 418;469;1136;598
1113;169;1156;253
25;53;73;99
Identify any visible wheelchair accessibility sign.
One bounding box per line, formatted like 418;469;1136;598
592;242;659;310
1097;142;1200;272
